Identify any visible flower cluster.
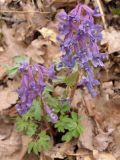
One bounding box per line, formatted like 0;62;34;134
57;4;106;96
16;62;55;115
16;4;106;118
15;4;107;153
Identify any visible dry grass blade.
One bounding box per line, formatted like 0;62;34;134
0;10;50;14
95;0;107;29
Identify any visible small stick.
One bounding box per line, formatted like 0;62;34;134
95;0;107;29
0;16;26;23
0;10;50;14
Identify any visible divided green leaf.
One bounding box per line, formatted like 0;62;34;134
28;131;51;154
5;55;29;77
55;112;83;142
16;117;37;137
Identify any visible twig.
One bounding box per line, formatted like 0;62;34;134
0;10;50;14
0;16;26;23
95;0;107;29
49;0;76;7
66;151;90;156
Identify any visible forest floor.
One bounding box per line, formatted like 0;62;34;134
0;0;120;160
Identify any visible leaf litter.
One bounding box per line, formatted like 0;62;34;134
0;0;120;159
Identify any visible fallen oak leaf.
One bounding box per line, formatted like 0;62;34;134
0;66;6;80
102;27;120;54
26;38;49;64
84;157;93;160
38;27;58;44
20;1;48;28
2;24;26;57
8;135;31;160
0;53;13;80
93;132;113;151
0;88;18;112
44;142;74;159
0;126;22;159
78;108;94;150
93;150;116;160
0;120;13;140
0;80;19;112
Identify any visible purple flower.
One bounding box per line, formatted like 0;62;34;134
17;74;28;102
16;64;54;115
93;7;101;17
57;3;106;96
19;62;29;72
48;64;56;79
16;103;29;115
91;24;103;41
44;104;58;123
61;54;76;68
80;75;100;97
57;11;68;21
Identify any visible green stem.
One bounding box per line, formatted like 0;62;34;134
70;71;79;100
40;98;54;142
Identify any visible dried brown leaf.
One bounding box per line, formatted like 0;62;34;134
0;0;5;5
84;157;93;160
0;66;6;80
43;43;60;66
102;96;120;129
2;24;26;57
20;1;48;28
93;132;113;151
9;135;31;160
0;53;13;80
26;38;49;64
71;90;82;109
0;81;18;112
0;120;13;140
0;126;22;160
102;27;120;53
86;93;120;130
93;150;116;160
79;109;94;150
44;142;73;159
38;27;58;44
75;148;92;160
54;86;65;96
109;125;120;159
48;0;76;9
